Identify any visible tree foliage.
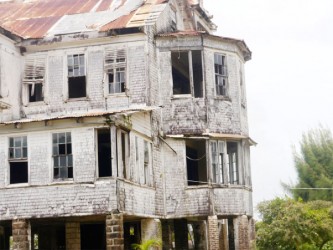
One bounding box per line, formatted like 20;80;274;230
256;197;333;250
289;127;333;201
131;239;162;250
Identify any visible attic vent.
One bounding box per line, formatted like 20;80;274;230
23;55;46;103
104;48;127;94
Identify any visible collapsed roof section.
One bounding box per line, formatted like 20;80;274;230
0;0;216;41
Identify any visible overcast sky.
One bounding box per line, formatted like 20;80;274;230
204;0;333;214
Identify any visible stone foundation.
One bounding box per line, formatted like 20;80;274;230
106;212;124;250
12;219;29;250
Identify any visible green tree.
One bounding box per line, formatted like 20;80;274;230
256;198;333;250
289;127;333;201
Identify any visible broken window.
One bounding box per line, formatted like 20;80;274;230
186;140;207;185
67;54;86;98
172;50;203;97
211;141;224;184
52;132;73;180
227;142;239;184
23;55;46;103
105;48;126;94
143;140;152;186
214;54;228;96
97;129;112;177
9;136;28;184
117;129;129;179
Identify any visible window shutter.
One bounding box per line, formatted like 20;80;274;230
22;55;46;105
104;48;126;73
23;55;46;84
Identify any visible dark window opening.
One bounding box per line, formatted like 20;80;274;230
9;136;28;184
68;76;86;98
68;54;86;98
228;218;235;250
29;83;43;102
0;224;12;250
172;51;203;97
31;224;65;250
81;223;106;250
186;140;207;186
227;142;239;184
192;50;203;98
10;162;28;184
121;132;127;179
124;222;141;250
172;52;190;95
98;129;112;177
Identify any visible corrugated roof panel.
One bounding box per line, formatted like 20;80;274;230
0;0;166;39
100;10;135;31
96;0;114;11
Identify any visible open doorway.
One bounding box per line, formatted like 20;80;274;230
186;140;207;185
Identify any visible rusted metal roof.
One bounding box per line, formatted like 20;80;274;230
0;0;169;39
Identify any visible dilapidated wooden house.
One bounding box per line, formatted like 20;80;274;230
0;0;254;249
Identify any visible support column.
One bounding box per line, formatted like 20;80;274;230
192;221;207;250
141;219;162;242
106;213;124;250
12;219;29;250
235;215;250;250
174;219;188;250
249;218;256;250
207;216;219;250
219;220;229;250
161;220;173;250
66;222;81;250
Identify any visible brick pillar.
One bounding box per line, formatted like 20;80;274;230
235;215;250;250
174;219;188;250
106;213;124;250
12;219;29;250
207;216;219;250
161;220;172;250
66;222;81;250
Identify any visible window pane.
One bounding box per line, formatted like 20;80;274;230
15;148;21;158
59;133;65;143
59;144;66;155
68;167;73;178
14;138;21;147
23;148;27;158
54;167;59;179
9;148;14;159
54;156;59;167
108;73;114;84
68;155;73;167
67;144;72;154
66;132;71;143
60;166;68;178
53;144;59;155
53;134;58;143
9;138;13;147
60;156;67;166
67;55;73;66
23;137;27;147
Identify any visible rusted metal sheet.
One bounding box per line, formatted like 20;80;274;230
0;0;167;39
